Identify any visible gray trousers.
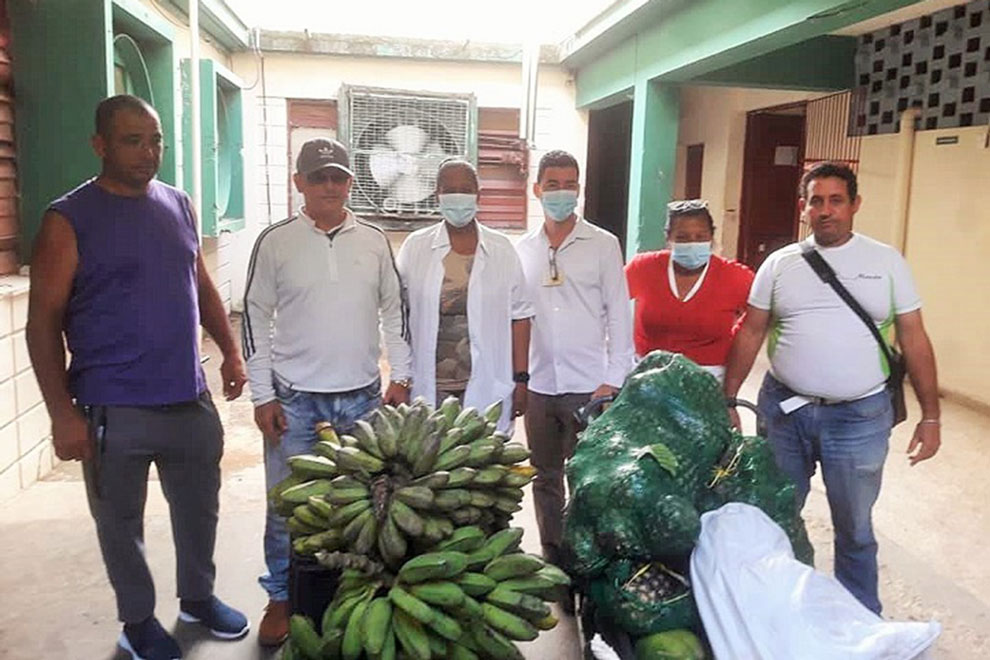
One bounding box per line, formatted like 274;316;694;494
82;392;223;624
523;390;591;564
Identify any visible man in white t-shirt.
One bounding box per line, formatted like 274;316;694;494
722;162;940;615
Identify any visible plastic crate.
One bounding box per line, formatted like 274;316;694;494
289;550;340;629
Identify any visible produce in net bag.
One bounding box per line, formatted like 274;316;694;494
563;351;812;635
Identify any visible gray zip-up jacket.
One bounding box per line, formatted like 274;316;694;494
242;209;412;405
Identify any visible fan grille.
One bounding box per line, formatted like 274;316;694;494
346;88;473;219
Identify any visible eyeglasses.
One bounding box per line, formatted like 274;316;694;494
306;169;351;185
548;247;559;281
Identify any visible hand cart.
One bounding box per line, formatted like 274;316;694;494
567;392;765;659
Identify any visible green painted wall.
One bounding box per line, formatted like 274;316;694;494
694;35;857;91
572;0;923;256
574;38;638;112
9;0;112;261
575;0;920;108
10;0;178;260
626;80;679;259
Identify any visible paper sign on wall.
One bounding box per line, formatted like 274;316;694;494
773;145;799;166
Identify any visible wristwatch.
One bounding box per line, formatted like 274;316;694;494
513;371;530;384
393;378;412;389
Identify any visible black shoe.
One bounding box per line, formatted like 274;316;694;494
119;617;182;660
178;595;250;640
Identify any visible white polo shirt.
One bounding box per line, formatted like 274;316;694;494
397;221;534;432
515;218;634;395
750;233;921;400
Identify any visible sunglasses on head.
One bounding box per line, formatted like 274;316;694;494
306;168;350;185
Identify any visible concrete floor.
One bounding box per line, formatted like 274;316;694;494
0;330;987;659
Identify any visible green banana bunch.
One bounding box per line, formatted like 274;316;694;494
312;530;569;660
281;397;573;660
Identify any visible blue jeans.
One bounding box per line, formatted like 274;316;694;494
758;374;892;615
259;377;381;601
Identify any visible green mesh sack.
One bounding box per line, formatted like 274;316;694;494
588;559;701;637
563;352;732;575
706;434;815;565
562;351;814;636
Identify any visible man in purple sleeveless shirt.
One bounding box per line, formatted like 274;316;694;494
26;95;249;660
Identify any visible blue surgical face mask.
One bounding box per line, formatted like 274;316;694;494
670;241;712;270
540;189;578;222
438;193;477;228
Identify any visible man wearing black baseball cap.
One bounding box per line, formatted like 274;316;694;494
295;137;354;178
243;137;413;646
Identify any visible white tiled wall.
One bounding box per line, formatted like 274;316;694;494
0;275;57;500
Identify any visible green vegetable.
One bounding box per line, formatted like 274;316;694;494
635;629;706;659
563;351;812;634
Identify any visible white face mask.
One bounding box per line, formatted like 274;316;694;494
438;193;478;228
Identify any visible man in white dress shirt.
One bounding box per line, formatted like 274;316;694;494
515;150;635;589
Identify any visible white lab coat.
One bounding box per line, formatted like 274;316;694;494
396;221;534;432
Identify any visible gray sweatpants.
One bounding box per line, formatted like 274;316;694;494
523;390;591;565
82;392;223;624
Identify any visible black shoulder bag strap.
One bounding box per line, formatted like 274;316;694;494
798;241;894;364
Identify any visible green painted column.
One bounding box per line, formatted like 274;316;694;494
626;79;679;259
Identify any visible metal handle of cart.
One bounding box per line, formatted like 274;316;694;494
576;394;766;436
573;394;616;429
725;397;767;437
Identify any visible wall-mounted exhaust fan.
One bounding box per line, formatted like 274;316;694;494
339;85;477;222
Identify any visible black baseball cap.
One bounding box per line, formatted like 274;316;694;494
296;138;354;177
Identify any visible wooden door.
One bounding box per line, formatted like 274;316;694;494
585;101;632;254
738;112;805;270
685;144;704;199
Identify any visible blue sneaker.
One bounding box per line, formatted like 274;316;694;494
119;617;182;660
178;596;250;640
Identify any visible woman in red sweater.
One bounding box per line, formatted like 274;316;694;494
625;200;754;381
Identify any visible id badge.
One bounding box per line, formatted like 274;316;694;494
542;270;565;287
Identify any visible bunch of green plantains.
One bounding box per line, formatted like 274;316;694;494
269;397;570;659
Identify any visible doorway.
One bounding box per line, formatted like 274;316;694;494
738;102;806;270
585;100;632;255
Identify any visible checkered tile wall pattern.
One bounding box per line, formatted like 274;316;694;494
853;0;990;134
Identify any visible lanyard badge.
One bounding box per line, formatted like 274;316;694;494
543;246;564;287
